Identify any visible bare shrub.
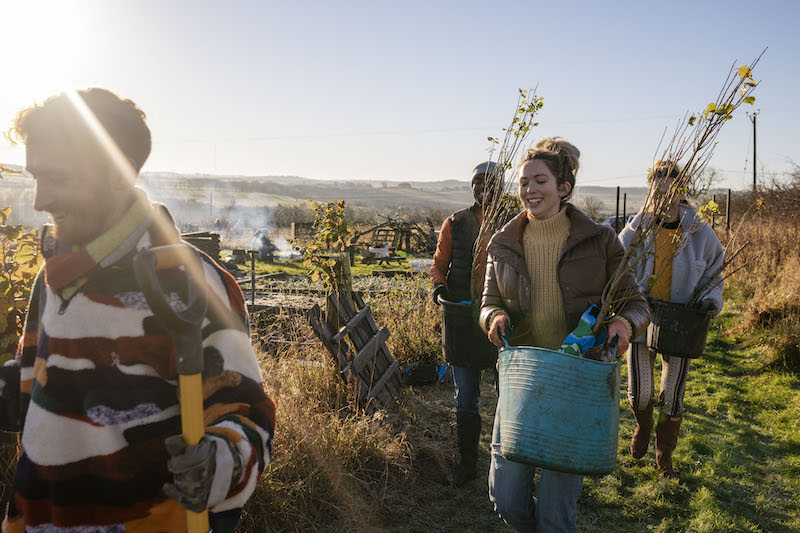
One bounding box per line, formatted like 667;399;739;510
272;204;314;228
578;195;604;221
686;166;721;200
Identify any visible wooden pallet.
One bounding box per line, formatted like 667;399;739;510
181;232;221;261
308;288;402;410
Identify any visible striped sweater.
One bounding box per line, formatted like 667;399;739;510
0;200;275;532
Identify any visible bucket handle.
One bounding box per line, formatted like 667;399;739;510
500;335;511;350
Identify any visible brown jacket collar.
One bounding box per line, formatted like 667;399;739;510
487;203;600;273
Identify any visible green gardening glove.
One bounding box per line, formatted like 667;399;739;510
163;434;244;512
163;435;218;513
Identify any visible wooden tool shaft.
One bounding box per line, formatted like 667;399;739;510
179;373;209;532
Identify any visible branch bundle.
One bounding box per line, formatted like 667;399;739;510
470;88;544;299
593;51;764;334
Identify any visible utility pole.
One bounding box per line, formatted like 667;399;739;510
749;110;759;192
615;186;620;233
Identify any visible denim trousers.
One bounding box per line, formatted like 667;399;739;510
451;365;497;427
487;406;584;533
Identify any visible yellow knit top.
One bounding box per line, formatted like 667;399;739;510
650;226;682;301
522;208;571;350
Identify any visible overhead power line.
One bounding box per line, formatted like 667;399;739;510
156;113;719;145
579;174;643;184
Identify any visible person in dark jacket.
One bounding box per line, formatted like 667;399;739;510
430;161;499;487
252;228;277;262
480;137;650;532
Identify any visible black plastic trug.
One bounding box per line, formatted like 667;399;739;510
647;299;712;358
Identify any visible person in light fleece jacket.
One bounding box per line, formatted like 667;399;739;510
0;88;275;532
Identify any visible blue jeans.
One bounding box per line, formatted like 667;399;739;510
488;407;584;533
451;365;498;427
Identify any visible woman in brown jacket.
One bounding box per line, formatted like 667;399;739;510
480;137;650;533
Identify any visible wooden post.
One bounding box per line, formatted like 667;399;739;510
726;189;732;233
339;251;353;298
751;112;758;192
622;193;627;225
248;250;257;306
615;186;620;233
325;253;354;331
712;194;717;228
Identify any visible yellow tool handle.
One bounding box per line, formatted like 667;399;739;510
179;373;210;533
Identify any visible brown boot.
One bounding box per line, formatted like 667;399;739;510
630;402;654;459
655;411;682;478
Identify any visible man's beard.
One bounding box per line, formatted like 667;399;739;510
50;213;94;246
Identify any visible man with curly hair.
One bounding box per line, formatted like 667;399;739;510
0;88;275;531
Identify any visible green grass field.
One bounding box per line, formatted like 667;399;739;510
364;293;800;533
244;280;800;532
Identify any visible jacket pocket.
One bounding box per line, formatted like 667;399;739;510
689;259;707;291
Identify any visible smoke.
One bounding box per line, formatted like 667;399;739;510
140;173;301;256
2;171;301;257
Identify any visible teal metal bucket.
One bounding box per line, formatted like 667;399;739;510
497;345;620;475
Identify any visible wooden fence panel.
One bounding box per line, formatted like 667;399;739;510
308;289;402;410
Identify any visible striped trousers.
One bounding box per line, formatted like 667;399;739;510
627;342;690;417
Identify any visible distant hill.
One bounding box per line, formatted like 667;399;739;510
2;166;651;228
138;172;648;214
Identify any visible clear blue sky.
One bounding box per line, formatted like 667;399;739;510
1;0;797;190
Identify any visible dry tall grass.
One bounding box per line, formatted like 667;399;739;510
723;183;800;370
367;277;442;366
240;279;452;532
0;432;17;521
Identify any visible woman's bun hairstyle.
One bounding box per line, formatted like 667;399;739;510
519;137;580;203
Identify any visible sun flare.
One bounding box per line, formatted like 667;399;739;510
1;1;90;104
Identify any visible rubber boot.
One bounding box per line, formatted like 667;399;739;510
655;411;682;478
450;414;481;488
630;402;654;459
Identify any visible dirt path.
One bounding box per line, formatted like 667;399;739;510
378;371;510;533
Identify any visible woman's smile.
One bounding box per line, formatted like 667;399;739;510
518;159;569;220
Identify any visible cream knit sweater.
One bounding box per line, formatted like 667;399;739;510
522;208;571;350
